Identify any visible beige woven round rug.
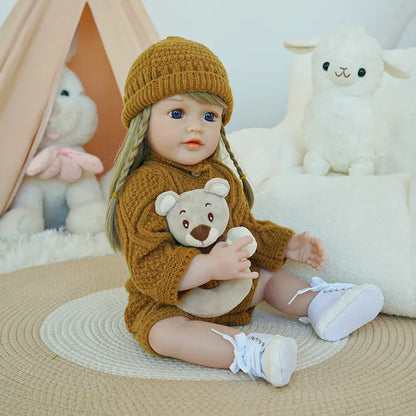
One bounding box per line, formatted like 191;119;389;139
1;255;416;416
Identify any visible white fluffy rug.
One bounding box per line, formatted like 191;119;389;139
0;230;114;275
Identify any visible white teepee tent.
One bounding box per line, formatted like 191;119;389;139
0;0;159;214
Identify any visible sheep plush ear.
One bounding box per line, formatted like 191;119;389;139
204;178;230;197
283;36;320;54
155;191;179;216
382;50;411;79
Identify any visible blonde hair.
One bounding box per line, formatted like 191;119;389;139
106;92;253;251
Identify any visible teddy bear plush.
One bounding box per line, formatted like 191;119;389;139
284;25;410;176
0;67;107;240
155;177;257;318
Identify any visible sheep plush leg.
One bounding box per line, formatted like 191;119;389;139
65;173;107;234
348;160;375;176
0;181;44;239
303;151;330;175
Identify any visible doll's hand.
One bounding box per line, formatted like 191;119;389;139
285;231;326;270
208;236;259;280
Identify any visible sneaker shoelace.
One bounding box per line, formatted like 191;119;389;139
211;329;265;380
288;277;357;306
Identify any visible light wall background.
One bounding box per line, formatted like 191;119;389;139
0;0;411;132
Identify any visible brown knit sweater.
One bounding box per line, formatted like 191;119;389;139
116;151;295;354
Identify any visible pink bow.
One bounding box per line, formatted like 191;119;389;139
26;146;104;183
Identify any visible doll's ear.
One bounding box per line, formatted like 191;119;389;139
155;191;179;216
283;36;320;54
204;178;230;197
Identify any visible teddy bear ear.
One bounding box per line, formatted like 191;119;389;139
204;178;230;197
283;36;320;54
155;191;179;216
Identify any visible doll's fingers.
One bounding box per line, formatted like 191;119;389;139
307;255;325;270
216;241;229;248
238;249;250;260
312;238;325;254
315;258;325;270
307;260;321;270
311;250;325;262
313;259;324;270
318;249;327;262
239;259;251;270
237;270;259;279
231;236;254;251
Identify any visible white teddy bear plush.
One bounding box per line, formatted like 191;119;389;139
155;178;257;318
284;25;410;176
0;67;107;240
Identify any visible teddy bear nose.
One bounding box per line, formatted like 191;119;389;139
190;224;211;242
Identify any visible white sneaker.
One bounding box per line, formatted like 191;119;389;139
212;329;297;387
289;277;384;341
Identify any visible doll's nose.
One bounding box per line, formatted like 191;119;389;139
186;117;203;133
190;224;210;242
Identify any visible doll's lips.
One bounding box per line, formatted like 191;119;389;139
184;139;202;150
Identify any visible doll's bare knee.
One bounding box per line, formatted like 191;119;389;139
148;316;190;355
250;268;274;306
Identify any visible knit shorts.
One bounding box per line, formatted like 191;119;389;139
125;276;259;356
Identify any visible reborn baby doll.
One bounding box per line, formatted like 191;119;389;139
105;36;384;387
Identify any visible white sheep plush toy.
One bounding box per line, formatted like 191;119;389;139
155;178;257;318
284;25;410;176
0;67;107;239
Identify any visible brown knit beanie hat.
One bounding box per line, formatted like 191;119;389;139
122;36;233;128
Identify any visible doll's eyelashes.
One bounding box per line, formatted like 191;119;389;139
322;62;330;71
358;68;366;77
169;109;184;119
60;89;70;96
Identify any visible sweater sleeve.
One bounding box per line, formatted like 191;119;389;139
116;167;199;305
216;162;295;271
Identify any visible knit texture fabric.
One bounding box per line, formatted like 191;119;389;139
116;152;295;355
122;36;234;128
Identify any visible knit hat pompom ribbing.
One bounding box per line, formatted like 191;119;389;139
122;36;233;128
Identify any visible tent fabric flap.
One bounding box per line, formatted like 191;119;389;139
0;0;159;215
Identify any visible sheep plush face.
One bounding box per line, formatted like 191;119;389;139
311;26;384;96
155;178;230;248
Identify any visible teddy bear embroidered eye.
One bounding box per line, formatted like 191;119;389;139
155;178;257;318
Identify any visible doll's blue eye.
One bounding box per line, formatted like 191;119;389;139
322;62;330;71
60;89;70;96
169;109;183;119
204;112;216;122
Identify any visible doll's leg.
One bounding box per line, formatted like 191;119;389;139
149;316;239;368
255;269;384;342
148;316;297;387
251;268;317;316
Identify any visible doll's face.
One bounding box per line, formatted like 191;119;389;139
146;94;223;165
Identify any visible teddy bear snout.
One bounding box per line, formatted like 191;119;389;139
190;224;211;242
